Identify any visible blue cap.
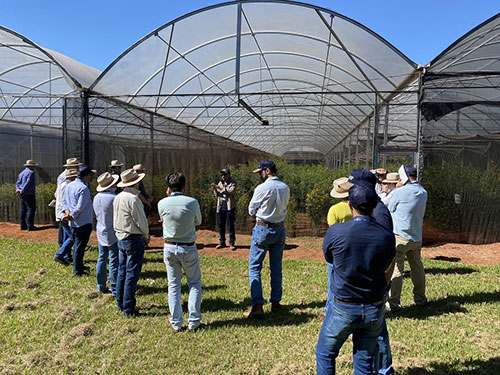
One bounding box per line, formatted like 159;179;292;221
345;168;377;188
348;184;378;213
404;165;417;177
253;159;276;173
78;165;95;178
220;168;230;175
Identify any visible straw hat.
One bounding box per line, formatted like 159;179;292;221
109;160;123;167
133;164;146;172
63;158;82;167
96;172;120;192
23;160;38;167
65;169;79;178
117;169;145;188
330;177;349;199
382;172;400;184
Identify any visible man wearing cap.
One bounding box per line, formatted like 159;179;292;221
62;166;95;276
56;158;82;247
53;169;78;265
374;168;387;194
246;160;290;318
316;184;396;375
93;172;120;295
387;165;428;311
15;160;38;231
158;173;203;332
378;172;400;207
113;168;150;317
211;167;237;250
133;164;153;214
110;160;124;194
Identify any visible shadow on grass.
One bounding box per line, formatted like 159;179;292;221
209;309;317;329
402;266;476;278
404;356;500;375
387;290;500;320
136;283;227;296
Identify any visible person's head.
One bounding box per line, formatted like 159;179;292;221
398;165;417;185
253;160;277;182
63;158;82;170
117;168;145;189
110;160;123;173
65;168;78;181
348;184;378;216
133;164;146;174
330;177;349;201
339;168;377;191
375;168;387;182
23;159;38;171
220;168;231;182
381;172;400;191
166;172;186;193
96;172;119;192
78;166;96;182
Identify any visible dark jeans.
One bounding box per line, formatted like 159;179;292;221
58;222;65;247
19;194;36;229
72;224;92;275
54;221;74;261
218;209;236;245
116;234;145;315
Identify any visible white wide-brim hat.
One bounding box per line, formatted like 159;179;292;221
63;158;82;167
133;163;146;172
117;168;145;188
330;177;349;199
382;172;400;184
24;159;38;167
65;169;79;178
109;160;124;167
96;172;120;192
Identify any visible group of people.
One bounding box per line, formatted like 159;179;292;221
16;157;427;374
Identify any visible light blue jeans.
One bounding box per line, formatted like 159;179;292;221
316;298;385;375
248;224;286;306
96;242;119;295
164;243;202;331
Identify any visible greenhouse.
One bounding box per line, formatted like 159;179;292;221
1;1;499;243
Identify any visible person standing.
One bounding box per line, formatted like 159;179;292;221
158;173;203;332
316;184;396;375
113;168;149;317
93;172;120;295
378;172;400;207
15;160;38;231
62;166;95;276
246;160;290;318
374;168;387;194
110;160;124;194
133;164;153;214
56;158;82;246
53;169;78;265
387;165;428;311
211;167;237;250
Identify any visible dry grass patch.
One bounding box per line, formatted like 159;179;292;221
1;296;50;311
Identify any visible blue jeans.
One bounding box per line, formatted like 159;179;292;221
325;262;333;313
54;221;74;261
248;224;286;306
218;209;236;245
316;298;385;375
19;194;36;229
58;222;64;247
96;242;119;295
72;224;92;275
116;234;145;315
164;243;202;330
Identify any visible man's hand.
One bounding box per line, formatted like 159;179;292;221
15;190;21;195
144;237;150;246
211;183;218;190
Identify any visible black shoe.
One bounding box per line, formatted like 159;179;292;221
73;271;90;277
27;226;38;231
124;309;141;318
20;227;28;231
54;257;69;266
83;266;91;272
66;258;73;264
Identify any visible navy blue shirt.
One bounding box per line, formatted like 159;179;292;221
323;216;395;303
374;199;393;232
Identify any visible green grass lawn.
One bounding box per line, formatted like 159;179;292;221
0;238;499;375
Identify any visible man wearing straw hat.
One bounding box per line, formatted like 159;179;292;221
93;172;120;295
53;168;78;266
62;166;95;276
57;158;82;186
15;160;38;231
113;168;150;317
110;160;124;194
378;172;400;207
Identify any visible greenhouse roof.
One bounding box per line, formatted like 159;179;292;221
0;26;100;127
91;0;418;156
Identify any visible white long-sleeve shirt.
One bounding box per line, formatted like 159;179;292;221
113;187;149;241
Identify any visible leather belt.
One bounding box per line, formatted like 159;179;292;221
256;221;283;227
164;241;195;246
334;296;383;306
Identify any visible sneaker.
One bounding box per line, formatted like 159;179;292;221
215;244;226;249
188;323;207;332
54;257;69;266
172;326;184;334
271;302;285;312
245;304;264;319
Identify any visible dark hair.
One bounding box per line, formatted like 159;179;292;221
268;165;277;174
167;172;186;192
354;204;374;216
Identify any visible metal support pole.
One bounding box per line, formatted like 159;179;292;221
347;136;351;170
186;126;191;191
82;92;90;166
416;70;424;181
383;105;389;168
366;120;370;169
372;95;380;168
355;128;359;168
150;113;154;193
62;98;67;162
235;3;242;99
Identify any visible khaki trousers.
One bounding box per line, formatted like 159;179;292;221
388;234;427;308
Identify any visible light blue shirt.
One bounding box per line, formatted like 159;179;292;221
93;189;117;246
248;176;290;223
389;181;427;242
16;168;36;195
157;192;202;243
63;178;93;228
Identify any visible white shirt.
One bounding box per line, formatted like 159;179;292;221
248;176;290;223
55;179;69;221
113;187;149;241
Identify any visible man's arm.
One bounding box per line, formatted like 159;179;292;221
194;200;202;226
131;198;149;240
248;188;265;216
322;231;334;264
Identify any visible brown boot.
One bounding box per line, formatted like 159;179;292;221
271;301;285;312
245;304;264;319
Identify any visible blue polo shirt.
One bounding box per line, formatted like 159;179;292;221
323;216;395;303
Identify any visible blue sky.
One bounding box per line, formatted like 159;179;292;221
3;0;499;71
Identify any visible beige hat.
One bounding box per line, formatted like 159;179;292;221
382;172;400;184
96;172;120;192
117;168;145;188
133;164;146;172
63;158;82;167
24;160;38;167
65;169;79;178
110;160;123;167
330;177;349;199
